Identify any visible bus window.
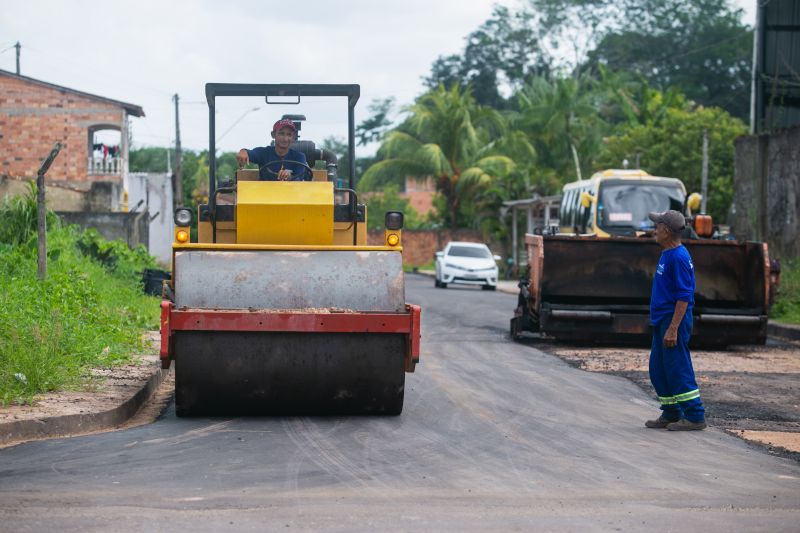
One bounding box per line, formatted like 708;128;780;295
562;190;574;230
598;181;684;235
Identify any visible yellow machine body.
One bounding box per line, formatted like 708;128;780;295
196;176;368;246
236;181;334;245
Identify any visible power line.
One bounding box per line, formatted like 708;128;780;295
22;43;174;98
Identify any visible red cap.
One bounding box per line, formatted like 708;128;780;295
272;118;297;133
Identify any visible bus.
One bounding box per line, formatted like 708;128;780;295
558;169;692;237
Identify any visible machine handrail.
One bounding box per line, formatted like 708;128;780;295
206;83;360;208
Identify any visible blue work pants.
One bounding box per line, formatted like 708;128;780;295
649;316;705;422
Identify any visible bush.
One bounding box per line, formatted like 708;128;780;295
771;260;800;325
76;228;157;279
0;213;160;405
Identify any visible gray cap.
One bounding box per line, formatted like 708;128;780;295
648;210;686;233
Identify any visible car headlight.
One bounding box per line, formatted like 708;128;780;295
444;263;467;271
174;207;192;227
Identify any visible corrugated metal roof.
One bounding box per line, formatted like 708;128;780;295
756;0;800;131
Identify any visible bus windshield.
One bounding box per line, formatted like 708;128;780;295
598;181;684;234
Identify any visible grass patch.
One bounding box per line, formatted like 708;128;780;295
771;259;800;325
0;188;160;405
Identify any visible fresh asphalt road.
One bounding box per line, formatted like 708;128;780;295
1;274;799;531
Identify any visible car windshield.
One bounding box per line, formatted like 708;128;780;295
598;181;684;232
448;245;491;258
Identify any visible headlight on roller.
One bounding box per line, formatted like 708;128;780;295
385;211;404;230
174;208;192;227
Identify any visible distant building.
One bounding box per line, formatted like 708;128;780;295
0;68;144;211
403;176;435;216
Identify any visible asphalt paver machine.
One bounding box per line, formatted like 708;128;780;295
159;84;420;416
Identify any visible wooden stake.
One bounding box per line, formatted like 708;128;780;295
36;142;62;280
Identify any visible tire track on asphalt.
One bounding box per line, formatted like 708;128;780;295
281;418;392;497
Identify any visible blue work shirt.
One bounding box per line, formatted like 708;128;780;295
246;146;308;181
650;244;695;325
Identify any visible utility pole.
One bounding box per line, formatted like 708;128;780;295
173;93;183;207
36;142;62;280
701;130;709;214
14;41;21;75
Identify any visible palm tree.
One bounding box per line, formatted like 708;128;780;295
360;85;520;229
512;75;604;183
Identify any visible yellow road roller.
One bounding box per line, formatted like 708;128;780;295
159;84;420;416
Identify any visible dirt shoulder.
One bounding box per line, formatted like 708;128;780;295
534;337;800;461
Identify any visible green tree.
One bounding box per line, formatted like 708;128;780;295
529;0;753;119
356;97;396;146
129;146;172;173
321;136;378;188
511;75;605;187
593;67;689;130
596;105;746;221
360;85;518;229
424;6;551;108
364;185;425;231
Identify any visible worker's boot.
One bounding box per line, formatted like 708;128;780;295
645;416;679;429
666;419;707;431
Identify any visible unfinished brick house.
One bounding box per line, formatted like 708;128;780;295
0;68;144;212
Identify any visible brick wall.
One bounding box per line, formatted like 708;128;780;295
0;74;123;189
368;229;502;266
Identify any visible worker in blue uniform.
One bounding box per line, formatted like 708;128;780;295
236;118;309;181
645;210;707;431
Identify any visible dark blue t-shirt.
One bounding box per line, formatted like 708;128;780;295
650;244;695;325
246;146;308;181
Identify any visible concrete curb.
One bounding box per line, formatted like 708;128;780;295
768;321;800;342
0;364;170;447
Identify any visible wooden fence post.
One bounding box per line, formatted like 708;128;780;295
36;142;62;280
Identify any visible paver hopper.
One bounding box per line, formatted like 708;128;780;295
511;234;771;347
510;170;773;347
159;84;420;416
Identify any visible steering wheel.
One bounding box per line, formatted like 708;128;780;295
259;160;314;181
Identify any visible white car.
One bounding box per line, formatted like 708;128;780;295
434;241;500;290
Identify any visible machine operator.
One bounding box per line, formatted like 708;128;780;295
236;118;309;181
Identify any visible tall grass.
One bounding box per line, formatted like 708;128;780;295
0;182;58;246
0;187;160;405
771;259;800;325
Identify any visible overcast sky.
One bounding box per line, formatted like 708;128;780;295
1;0;756;163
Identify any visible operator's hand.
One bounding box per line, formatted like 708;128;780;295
663;325;678;348
236;149;249;169
277;168;293;181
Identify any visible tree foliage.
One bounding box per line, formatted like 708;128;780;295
528;0;752;119
424;6;551;108
361;85;521;228
511;74;604;186
364;185;426;231
596;105;746;221
356;97;396;146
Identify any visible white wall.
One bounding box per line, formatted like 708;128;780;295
128;172;173;266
